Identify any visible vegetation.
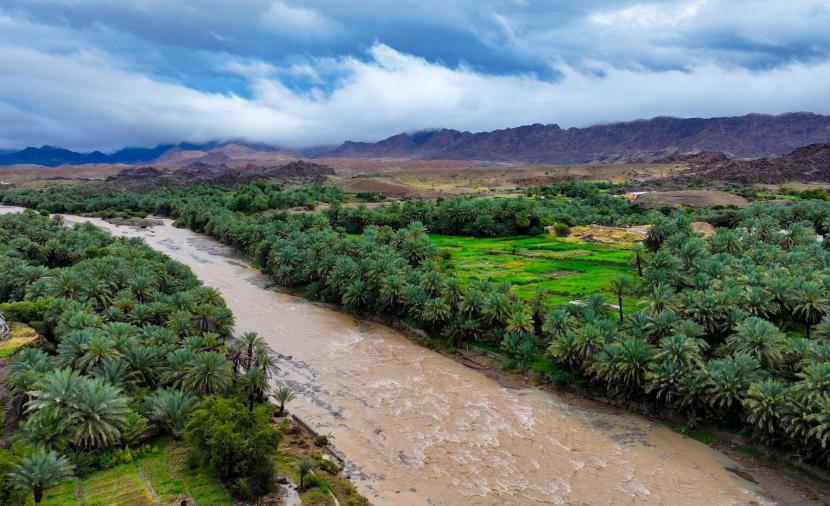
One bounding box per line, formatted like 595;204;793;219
430;233;634;304
327;182;645;236
39;440;235;505
8;448;74;504
183;397;282;500
0;211;282;502
5;181;830;468
546;206;830;466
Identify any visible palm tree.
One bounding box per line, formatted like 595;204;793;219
71;377;132;449
704;354;762;414
299;459;314;490
541;309;574;342
607;275;635;323
792;281;830;338
546;331;580;366
26;369;83;414
9;448;74;504
20;408;73;454
642;284;675;314
159;349;197;388
275;386;296;415
726;317;785;369
744;379;786;435
77;334;121;373
120;412;151;448
240;367;269;411
506;310;534;335
420;297;451;327
144;388;199;437
629;244;646;277
807;397;830;448
184;351;233;395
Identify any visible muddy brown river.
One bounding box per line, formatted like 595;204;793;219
1;207;771;505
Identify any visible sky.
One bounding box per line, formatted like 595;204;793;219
1;0;829;151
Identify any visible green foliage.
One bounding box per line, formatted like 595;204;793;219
9;447;74;504
183;397;282;500
552;222;570;237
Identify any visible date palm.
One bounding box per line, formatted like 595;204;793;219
726;317;785;369
10;448;74;504
629;243;647;277
160;348;197;388
607;274;635;323
541;309;574;342
792;281;830;338
71;377;132;449
144;388;199;436
240;367;269;411
744;379;786;435
420;297;451;326
705;354;762;413
275;386;296;415
506;309;534;335
184;351;233;395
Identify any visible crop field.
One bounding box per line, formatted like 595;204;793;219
42;441;234;506
432;234;636;306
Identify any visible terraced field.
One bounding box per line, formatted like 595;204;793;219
42;441;233;506
431;234;635;306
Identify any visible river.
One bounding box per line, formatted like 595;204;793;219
1;207;771;505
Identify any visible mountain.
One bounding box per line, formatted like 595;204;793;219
324;113;830;163
0;142;222;167
681;143;830;184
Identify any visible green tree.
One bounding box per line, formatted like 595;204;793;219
9;448;74;504
184;352;233;395
607;274;635;323
184;397;282;500
144;388;198;437
275;386;296;416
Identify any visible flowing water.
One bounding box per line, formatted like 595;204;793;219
1;207;770;505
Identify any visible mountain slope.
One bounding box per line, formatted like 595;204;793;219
683;143;830;183
324;113;830;163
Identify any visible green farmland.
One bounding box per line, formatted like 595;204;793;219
431;234;636;306
42;441;234;506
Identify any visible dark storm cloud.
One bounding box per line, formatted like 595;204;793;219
0;0;829;150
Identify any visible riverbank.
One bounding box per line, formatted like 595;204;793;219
0;206;801;505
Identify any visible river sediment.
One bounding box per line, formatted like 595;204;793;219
0;207;793;505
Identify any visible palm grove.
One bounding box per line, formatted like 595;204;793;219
0;211;284;503
3;181;830;468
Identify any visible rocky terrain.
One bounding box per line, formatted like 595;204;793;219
3;112;830;168
326;113;830;162
680;143;830;184
106;160;335;188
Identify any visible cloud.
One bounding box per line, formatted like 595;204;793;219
2;41;830;151
261;1;339;37
0;2;829;150
590;1;709;28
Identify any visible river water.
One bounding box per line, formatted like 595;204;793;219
1;207;769;505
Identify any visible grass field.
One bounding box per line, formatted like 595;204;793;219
431;233;636;306
0;323;38;358
42;440;234;506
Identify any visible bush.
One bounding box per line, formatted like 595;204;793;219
552;222;570;237
0;298;53;323
184;397;282;500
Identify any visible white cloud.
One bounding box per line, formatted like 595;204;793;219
2;42;830;151
261;1;338;37
590;1;709;28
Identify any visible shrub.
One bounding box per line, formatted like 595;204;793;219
183;397;282;500
552;222;570;237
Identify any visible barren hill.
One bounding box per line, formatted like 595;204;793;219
325;113;830;163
